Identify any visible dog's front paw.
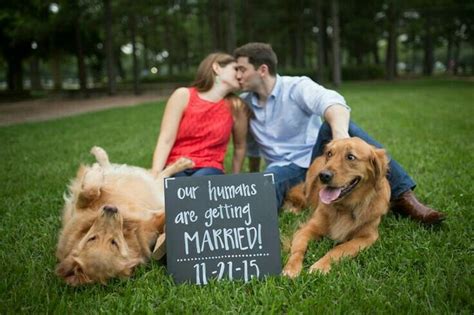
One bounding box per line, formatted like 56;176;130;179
282;201;302;214
282;262;302;278
309;259;331;275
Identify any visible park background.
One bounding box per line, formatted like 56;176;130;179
1;0;473;96
1;0;473;313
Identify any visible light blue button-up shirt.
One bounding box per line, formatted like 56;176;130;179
241;75;350;168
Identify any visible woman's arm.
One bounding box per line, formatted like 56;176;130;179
151;88;190;176
230;97;249;173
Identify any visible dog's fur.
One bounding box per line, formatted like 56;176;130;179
56;147;193;285
282;137;390;276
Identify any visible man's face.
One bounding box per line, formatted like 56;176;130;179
236;57;262;92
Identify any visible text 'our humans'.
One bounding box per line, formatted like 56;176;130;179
176;180;258;202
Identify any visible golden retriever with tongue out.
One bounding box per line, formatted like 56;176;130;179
283;137;391;276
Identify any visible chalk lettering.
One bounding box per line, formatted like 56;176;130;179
204;203;252;227
184;231;199;255
177;186;199;200
183;225;262;255
208;181;258;202
174;210;198;225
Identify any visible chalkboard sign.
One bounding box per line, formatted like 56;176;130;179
164;173;281;284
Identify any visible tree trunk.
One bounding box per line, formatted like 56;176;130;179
385;2;398;80
198;1;206;58
208;0;222;50
331;0;341;87
422;15;434;76
143;33;149;72
30;55;42;90
445;33;454;74
6;55;23;92
104;0;116;95
115;47;125;80
241;0;253;43
51;50;62;91
75;13;88;96
129;12;140;95
292;0;305;68
373;43;380;65
453;39;461;75
322;16;330;68
163;13;173;76
226;0;236;52
316;0;326;82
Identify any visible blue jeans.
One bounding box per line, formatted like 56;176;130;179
266;163;307;210
311;121;416;200
173;167;224;177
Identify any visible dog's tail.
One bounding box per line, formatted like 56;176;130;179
90;146;110;167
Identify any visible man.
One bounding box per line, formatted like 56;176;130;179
234;42;445;225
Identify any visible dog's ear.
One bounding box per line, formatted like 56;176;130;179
149;209;165;233
77;189;100;209
371;148;389;182
56;257;90;286
118;258;144;278
304;156;325;201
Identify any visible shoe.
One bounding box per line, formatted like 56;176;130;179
391;190;446;225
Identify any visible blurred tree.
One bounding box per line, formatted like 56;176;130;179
341;0;383;66
225;0;237;52
331;0;341;86
2;0;473;95
315;0;326;82
103;0;116;95
384;0;400;80
0;0;40;91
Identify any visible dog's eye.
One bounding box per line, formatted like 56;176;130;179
111;240;118;248
87;236;97;242
327;151;333;158
347;154;356;161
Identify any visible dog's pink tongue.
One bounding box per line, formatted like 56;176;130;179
319;187;342;204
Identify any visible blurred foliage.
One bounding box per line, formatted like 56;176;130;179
0;0;472;93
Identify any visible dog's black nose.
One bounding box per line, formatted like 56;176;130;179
103;205;118;214
319;170;333;184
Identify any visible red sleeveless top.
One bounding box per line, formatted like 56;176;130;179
166;87;234;171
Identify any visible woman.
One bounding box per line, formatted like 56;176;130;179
151;53;248;177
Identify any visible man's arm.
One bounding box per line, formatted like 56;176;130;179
323;104;350;140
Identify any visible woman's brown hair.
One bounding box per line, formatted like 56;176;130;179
192;52;235;92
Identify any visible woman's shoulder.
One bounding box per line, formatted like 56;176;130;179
168;87;192;104
172;87;192;98
164;87;192;112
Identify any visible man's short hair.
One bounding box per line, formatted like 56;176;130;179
233;42;278;76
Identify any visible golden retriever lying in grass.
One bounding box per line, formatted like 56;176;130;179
282;137;391;277
56;146;193;285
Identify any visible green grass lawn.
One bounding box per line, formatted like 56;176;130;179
1;79;473;313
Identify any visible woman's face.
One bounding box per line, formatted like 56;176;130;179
217;62;240;91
